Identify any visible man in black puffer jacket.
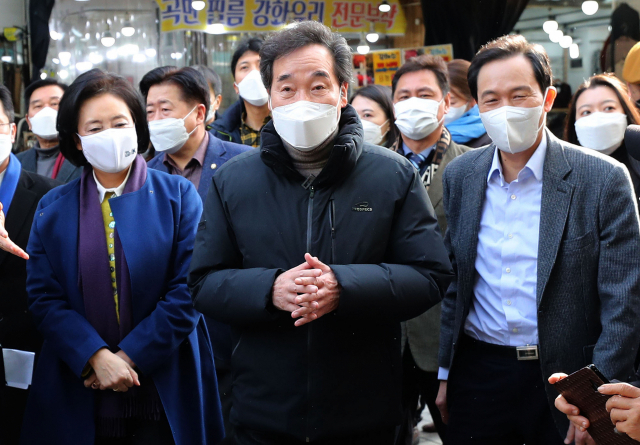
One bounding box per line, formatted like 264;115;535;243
188;21;454;445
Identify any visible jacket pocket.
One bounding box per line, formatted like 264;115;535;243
561;230;594;252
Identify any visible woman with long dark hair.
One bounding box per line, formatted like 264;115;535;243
350;84;401;150
22;69;223;445
564;73;640;198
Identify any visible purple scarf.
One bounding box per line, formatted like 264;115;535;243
78;156;161;437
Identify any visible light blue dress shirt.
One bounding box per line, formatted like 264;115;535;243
402;141;435;159
439;134;547;380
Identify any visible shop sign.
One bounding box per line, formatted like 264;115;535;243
155;0;406;35
372;49;401;86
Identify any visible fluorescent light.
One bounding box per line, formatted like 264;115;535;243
121;22;135;37
366;32;379;43
59;70;69;79
40;72;47;80
379;0;391;12
543;19;558;34
559;35;573;48
582;0;598;15
1;56;12;63
192;0;206;10
570;44;580;59
75;61;93;71
549;30;563;43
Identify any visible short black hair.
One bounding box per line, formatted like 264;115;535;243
57;69;149;167
24;79;67;108
0;85;15;123
350;85;400;150
139;66;177;99
468;34;552;101
192;65;222;96
138;66;210;111
260;21;353;92
392;54;450;98
231;37;263;80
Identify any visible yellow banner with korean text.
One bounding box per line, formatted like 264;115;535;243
372;49;401;86
155;0;406;35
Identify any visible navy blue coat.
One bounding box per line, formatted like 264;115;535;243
22;168;223;445
209;99;244;144
148;134;249;369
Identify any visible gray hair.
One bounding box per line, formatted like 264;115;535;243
259;21;353;92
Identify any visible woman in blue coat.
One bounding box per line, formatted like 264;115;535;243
22;69;223;445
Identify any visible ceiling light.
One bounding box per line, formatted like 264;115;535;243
58;70;69;79
366;23;379;43
192;0;206;10
549;29;563;43
559;35;573;48
357;33;370;54
570;43;580;59
206;23;226;34
543;18;558;34
75;61;93;71
52;58;60;64
106;49;118;60
1;56;12;63
88;52;103;64
582;1;598;15
379;0;391;12
101;31;115;47
50;30;62;40
145;48;157;58
121;23;135;37
132;53;147;63
40;72;47;80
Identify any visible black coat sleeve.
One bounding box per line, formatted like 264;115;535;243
188;178;283;326
331;168;454;322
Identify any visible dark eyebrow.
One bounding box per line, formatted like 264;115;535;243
480;85;533;99
312;71;330;79
276;73;291;83
148;99;173;107
84;119;102;126
111;114;129;121
359;108;375;113
578;99;618;111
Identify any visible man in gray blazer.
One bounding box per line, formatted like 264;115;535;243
437;34;640;445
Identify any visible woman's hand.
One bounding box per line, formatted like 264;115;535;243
88;348;140;392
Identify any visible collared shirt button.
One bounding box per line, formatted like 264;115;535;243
508;234;513;239
506;300;512;306
506;267;511;273
511;194;517;200
512;328;518;333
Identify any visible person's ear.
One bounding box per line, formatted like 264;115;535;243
213;94;222;112
339;83;349;108
9;123;16;144
543;86;557;113
75;134;82;152
443;92;451;116
195;104;206;125
468;98;477;111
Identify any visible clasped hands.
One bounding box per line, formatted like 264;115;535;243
84;348;140;393
272;253;340;327
549;373;640;444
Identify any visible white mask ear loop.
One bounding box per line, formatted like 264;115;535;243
380;119;390;139
183;105;199;137
535;88;550;133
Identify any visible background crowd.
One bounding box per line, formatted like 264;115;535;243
2;15;640;445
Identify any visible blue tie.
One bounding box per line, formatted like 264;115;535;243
407;152;428;171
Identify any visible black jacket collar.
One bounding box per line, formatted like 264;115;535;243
260;104;364;189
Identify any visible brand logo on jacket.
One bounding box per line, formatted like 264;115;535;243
352;202;373;212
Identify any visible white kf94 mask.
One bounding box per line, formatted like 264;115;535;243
78;127;138;173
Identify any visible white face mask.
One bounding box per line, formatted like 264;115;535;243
148;105;198;154
0;133;12;163
480;89;548;154
79;127;138;174
444;104;467;125
29;107;59;140
271;94;342;152
236;70;269;107
362;119;389;145
394;97;444;141
575;112;628;155
206;103;216;123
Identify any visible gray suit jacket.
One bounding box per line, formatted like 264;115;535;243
405;137;471;372
439;130;640;433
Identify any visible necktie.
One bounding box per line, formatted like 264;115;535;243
101;191;120;324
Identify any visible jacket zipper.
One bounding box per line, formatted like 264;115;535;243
305;185;314;442
329;198;336;264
